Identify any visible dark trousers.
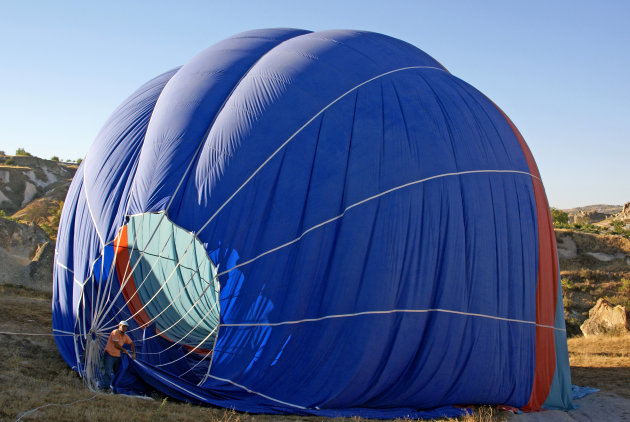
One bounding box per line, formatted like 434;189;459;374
102;352;121;389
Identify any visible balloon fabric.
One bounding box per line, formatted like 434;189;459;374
52;29;573;418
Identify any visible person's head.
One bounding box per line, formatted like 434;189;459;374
118;320;129;334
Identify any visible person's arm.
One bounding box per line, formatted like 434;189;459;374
130;341;136;360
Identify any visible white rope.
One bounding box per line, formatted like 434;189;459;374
134;360;209;402
90;237;109;336
203;318;222;381
180;348;213;379
216;169;539;279
94;213;172;329
71;64;454;379
106;39;275;316
81;164;105;247
94;217;172;329
206;374;307;410
126;169;540;358
55;261;74;274
91;221;144;328
83;332;104;392
104;169;542;361
67;247;112;379
94;220;221;361
91;215;146;331
14;394;100;422
104;262;220;360
106;231;197;328
54;329;76;335
97;217;219;338
154;326;218;367
121;268;220;343
220;308;566;332
64;60;553;396
195;65;446;236
0;331;74;337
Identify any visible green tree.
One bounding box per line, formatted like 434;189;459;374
550;208;569;225
76;158;83;165
15;147;31;156
51;156;59;162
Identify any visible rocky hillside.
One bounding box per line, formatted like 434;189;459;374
0;154;77;291
0;154;76;238
556;228;630;336
0;217;53;291
0;155;76;213
562;203;630;226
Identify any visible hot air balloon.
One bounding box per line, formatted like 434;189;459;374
53;29;573;418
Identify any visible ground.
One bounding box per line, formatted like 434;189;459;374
2;284;629;422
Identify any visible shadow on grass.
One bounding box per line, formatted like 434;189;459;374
571;366;630;398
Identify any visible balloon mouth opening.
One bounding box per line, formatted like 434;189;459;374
111;212;221;352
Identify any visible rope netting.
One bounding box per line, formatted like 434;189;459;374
75;211;222;391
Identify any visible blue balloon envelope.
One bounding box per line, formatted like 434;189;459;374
52;29;573;418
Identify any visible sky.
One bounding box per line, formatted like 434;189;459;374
0;1;628;209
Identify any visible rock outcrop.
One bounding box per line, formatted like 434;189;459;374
0;155;76;215
580;298;628;336
569;210;609;225
0;217;52;292
557;235;578;259
617;202;630;224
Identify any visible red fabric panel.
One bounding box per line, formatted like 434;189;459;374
114;226;152;328
154;326;213;356
499;112;558;411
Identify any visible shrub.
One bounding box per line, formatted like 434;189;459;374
581;224;602;234
51;156;59;162
603;294;630;308
551;208;569;225
15;147;31;156
5;158;15;165
561;278;576;290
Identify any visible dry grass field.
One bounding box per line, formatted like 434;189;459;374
568;334;630;397
2;283;628;422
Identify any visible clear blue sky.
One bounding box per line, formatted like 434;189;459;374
1;1;628;209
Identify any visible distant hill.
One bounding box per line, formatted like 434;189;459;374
563;204;623;215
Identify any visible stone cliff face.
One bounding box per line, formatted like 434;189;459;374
0;155;76;215
569;210;610;225
0;217;52;291
618;202;630;223
0;155;77;292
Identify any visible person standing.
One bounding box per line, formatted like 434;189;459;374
102;320;135;391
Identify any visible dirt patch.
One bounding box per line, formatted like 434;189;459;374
510;392;630;421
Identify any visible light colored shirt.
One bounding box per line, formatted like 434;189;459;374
104;329;132;357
